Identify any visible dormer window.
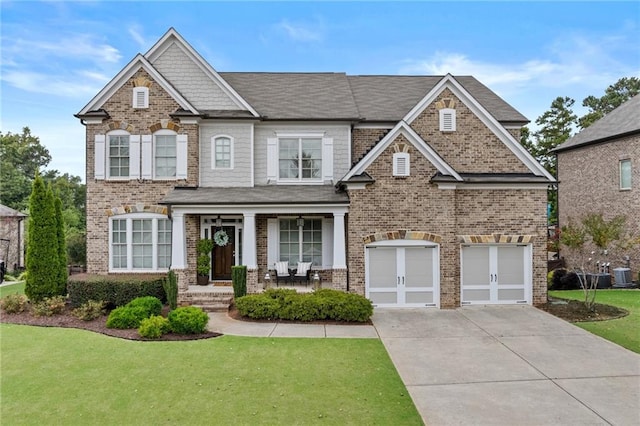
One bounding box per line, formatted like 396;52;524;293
439;108;456;132
393;152;410;177
133;87;149;109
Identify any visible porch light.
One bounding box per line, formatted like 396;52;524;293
264;272;272;290
312;271;321;290
215;215;222;227
296;216;305;227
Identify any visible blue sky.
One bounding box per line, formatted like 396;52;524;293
1;1;639;180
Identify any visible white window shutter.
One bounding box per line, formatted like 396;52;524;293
322;137;333;182
322;218;334;269
141;135;153;179
439;108;456;132
393;153;410;176
94;134;106;180
267;219;279;267
267;137;277;182
129;135;141;179
176;134;188;179
133;87;149;108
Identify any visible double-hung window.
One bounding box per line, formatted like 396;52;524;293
620;159;632;190
109;214;172;271
278;137;322;181
109;132;130;178
279;218;322;266
213;136;233;169
154;132;177;178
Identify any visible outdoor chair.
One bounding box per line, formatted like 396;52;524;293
274;261;292;286
291;262;312;286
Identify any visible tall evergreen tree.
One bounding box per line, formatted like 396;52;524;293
54;192;68;295
579;77;640;129
25;174;59;301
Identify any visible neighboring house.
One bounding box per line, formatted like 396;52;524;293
76;28;553;308
0;204;27;273
553;95;640;279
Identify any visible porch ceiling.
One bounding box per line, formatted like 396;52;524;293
160;185;349;206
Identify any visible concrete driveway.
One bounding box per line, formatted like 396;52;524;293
372;306;640;425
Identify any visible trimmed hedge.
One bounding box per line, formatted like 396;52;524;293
68;274;167;308
105;296;163;329
235;288;373;323
168;307;209;334
138;315;171;339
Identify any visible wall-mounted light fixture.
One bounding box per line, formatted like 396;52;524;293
296;216;304;227
215;215;222;227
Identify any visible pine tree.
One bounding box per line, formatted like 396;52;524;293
25;174;59;301
54;192;68;295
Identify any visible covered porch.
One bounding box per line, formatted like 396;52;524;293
160;185;349;305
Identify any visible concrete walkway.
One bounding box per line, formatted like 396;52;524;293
373;306;640;425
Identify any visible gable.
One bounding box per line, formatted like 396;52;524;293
405;75;553;180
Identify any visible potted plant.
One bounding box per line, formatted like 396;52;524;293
196;238;214;285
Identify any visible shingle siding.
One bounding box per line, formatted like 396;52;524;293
200;123;253;187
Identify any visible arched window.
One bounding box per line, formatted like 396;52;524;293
212;135;234;169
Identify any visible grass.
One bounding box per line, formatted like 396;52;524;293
0;281;25;297
549;289;640;353
0;281;422;425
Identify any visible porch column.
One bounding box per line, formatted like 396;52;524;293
333;212;347;269
243;213;257;269
170;211;187;269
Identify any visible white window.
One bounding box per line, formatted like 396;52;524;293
154;131;177;178
439;108;456;132
620;159;632;190
212;136;233;169
109;214;172;272
279;218;322;266
133;87;149;108
278;137;322;181
393;152;410;176
108;132;130;178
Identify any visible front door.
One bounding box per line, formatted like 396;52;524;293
212;226;235;280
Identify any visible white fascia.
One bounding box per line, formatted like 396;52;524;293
78;54;198;115
145;28;259;117
403;74;554;182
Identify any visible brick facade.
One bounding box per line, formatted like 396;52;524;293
0;213;26;272
557;134;640;280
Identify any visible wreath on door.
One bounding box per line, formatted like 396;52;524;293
213;229;229;247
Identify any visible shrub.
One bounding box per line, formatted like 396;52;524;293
163;270;178;310
106;306;150;329
71;300;105;321
0;294;28;314
235;295;280;319
279;294;320;322
138;315;171;339
67;274;166;308
231;265;247;298
547;270;555;290
32;296;67;317
168;307;209;334
126;296;162;317
330;293;373;322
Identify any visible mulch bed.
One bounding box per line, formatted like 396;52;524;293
538;297;628;322
0;304;221;341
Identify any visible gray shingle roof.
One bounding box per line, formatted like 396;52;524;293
554;95;640;152
0;204;27;217
161;185;349;206
218;73;528;123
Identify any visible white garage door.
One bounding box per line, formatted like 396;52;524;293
461;245;531;305
366;245;439;307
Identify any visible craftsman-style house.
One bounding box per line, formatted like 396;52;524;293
76;28;553;308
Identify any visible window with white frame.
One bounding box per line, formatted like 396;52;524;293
108;131;130;178
154;131;177;178
278;137;322;181
110;214;172;271
213;136;233;169
620;158;632;190
279;218;322;266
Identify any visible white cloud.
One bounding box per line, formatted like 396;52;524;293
128;24;147;50
4;35;121;64
2;70;106;98
275;19;324;42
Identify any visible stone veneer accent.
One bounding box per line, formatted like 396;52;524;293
458;234;534;244
105;204;167;217
363;230;442;244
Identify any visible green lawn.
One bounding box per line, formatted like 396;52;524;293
0;281;422;425
549;289;640;353
0;281;24;297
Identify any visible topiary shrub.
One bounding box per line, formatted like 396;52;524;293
231;265;247;298
71;300;106;321
106;306;150;329
126;296;162;317
138;315;171;339
32;295;66;317
0;294;28;314
235;295;280;319
163;270;178;310
168;307;209;334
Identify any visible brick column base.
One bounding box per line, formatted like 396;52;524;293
331;268;348;292
246;268;259;294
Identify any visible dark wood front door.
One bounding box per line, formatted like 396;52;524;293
212;226;235;280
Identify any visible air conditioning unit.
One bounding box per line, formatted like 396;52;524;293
613;268;632;287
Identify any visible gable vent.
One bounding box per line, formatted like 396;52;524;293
393;152;410;177
133;87;149;109
439;108;456;132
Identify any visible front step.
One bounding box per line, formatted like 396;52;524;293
182;285;235;312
